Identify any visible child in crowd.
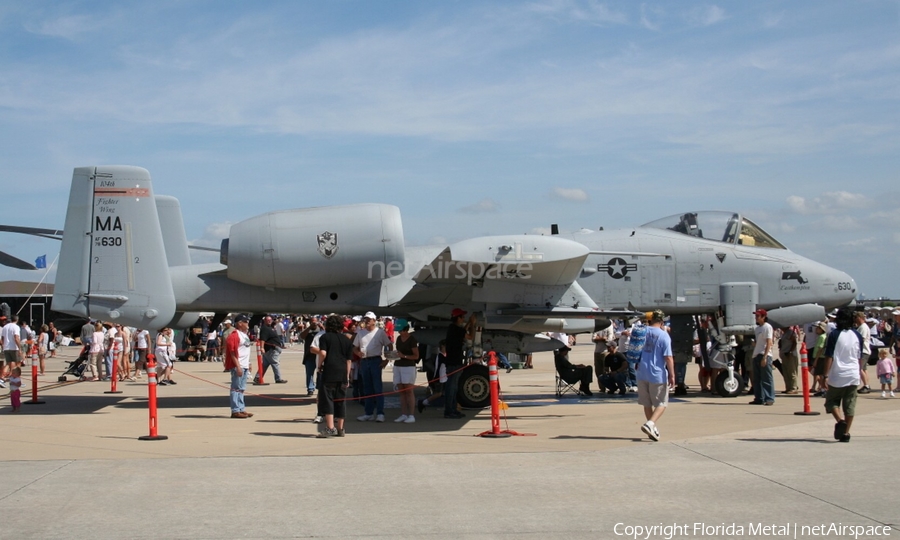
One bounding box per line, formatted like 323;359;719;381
9;367;22;412
876;348;896;398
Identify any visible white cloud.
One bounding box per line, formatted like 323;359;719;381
688;5;726;27
191;221;231;246
552;187;589;202
458;198;500;214
786;192;870;215
761;11;784;29
639;3;663;30
526;0;628;25
25;14;111;40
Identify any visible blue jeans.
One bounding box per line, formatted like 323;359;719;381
104;350;114;378
261;347;284;381
304;360;316;393
230;367;248;412
599;371;627;393
496;353;511;369
674;362;687;385
625;360;637;388
444;368;463;415
752;355;775;403
359;357;384;416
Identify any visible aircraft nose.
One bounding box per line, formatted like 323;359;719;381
832;271;857;307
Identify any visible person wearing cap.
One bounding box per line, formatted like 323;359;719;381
392;320;419;423
750;309;775;406
554;345;593;396
353;311;393;422
636;309;674;442
255;315;287;384
777;324;802;395
444;308;476;419
824;309;863;442
598;341;628;395
225;315;254;418
854;311;872;394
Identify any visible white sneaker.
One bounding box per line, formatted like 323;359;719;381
404;415;416;423
313;415;323;424
882;391;887;398
375;414;385;423
641;421;660;442
892;391;896;398
394;415;408;423
357;414;374;422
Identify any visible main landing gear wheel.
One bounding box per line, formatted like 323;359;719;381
715;371;744;398
457;364;490;409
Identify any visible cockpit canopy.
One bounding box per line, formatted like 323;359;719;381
641;211;786;249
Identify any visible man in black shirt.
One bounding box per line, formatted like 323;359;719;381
255;315;287;384
312;315;353;438
554;346;593;396
599;341;629;394
444;308;475;418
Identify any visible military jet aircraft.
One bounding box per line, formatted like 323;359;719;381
46;166;856;406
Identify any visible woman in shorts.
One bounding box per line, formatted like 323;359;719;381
392;322;419;424
155;328;174;385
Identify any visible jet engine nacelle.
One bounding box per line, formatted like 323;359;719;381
223;203;405;289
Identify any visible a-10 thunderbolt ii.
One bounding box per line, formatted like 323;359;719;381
46;166;856;407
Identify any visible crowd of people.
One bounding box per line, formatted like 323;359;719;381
5;304;898;444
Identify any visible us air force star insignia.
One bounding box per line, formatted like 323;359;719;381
598;257;637;279
316;231;339;259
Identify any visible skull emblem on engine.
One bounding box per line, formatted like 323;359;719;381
316;231;339;259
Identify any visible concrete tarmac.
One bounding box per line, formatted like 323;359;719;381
1;344;898;539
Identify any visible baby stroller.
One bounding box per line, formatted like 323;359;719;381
59;345;89;382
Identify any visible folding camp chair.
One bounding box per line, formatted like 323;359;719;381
555;371;585;398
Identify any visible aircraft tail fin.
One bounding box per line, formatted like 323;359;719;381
155;195;192;267
52;166;176;329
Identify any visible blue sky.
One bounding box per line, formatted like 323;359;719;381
1;1;899;298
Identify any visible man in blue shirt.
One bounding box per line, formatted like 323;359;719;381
636;310;675;442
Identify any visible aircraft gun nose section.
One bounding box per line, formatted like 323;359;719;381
830;269;857;308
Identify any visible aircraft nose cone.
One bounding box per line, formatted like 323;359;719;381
833;272;857;307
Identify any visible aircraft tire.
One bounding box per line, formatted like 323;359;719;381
714;371;744;398
457;364;490;409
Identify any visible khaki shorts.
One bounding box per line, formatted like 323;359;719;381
3;350;19;364
824;385;857;417
637;380;669;408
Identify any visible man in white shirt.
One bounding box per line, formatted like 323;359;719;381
824;309;863;442
225;315;254;419
353;311;393;422
1;316;23;384
749;309;775;406
854;311;872;394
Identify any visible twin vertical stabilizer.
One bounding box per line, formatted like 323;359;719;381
52;166;176;329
